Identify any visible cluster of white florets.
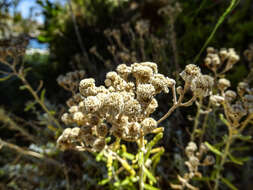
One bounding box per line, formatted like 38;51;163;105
210;79;253;126
171;142;214;190
180;64;214;98
204;47;240;73
57;62;175;152
57;70;86;93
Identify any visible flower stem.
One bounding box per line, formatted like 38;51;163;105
139;134;145;190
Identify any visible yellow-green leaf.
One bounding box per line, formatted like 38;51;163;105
0;74;12;82
204;142;223;156
221;177;238;190
143;167;157;183
144;184;160;190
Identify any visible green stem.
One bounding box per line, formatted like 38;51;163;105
194;0;238;64
191;98;203;141
214;125;233;190
139;134;145;190
199;100;211;144
19;76;62;129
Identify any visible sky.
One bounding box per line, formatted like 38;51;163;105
17;0;44;23
16;0;66;24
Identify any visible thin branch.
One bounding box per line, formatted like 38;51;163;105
0;108;37;143
0;138;63;168
67;0;90;62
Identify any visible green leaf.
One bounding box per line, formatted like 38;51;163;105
96;151;104;162
0;75;12;82
151;148;164;164
24;67;32;75
143;167;157;183
204;142;223;156
40;89;46;103
122;152;135;160
24;101;37;112
19;85;28;90
221;177;238;190
145;133;163;161
228;153;243;165
235;134;252;141
219;114;230;127
98;178;110;185
228;153;250;165
105;137;111;143
144;184;160;190
121;178;131;186
37;35;51;42
49;110;56;115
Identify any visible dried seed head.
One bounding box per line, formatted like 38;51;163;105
189;156;199;168
80;126;92;135
125;122;141;141
84;96;102;113
137;84;156;102
243;94;253;103
228;103;247;122
141;118;157;135
67;93;83;107
61;128;72;140
92;138;106;152
83;134;96;146
237;82;249;96
73;112;85;124
116;64;132;79
69;105;79;113
145;98;158;115
61;113;73;124
69;127;81;139
79;78;96;96
150;74;171;93
225;90;237;102
244;44;253;61
111;125;124;138
191;75;213;97
180;64;201;82
105;92;124;114
219;48;228;61
132;64;153;82
140;62;158;73
218;78;231;91
124;98;142;116
224;49;240;71
210;95;225;106
207;47;215;54
95;124;108;137
88;115;100;126
185;142;197;156
135;20;150;36
203;155;215;166
106;71;118;81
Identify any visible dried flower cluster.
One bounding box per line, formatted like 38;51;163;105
244;44;253;62
57;62;175;152
204;47;253;126
158;2;182;17
210;80;253;126
57;70;86;93
0;35;29;58
204;47;240;73
180;64;214;98
170;142;214;190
